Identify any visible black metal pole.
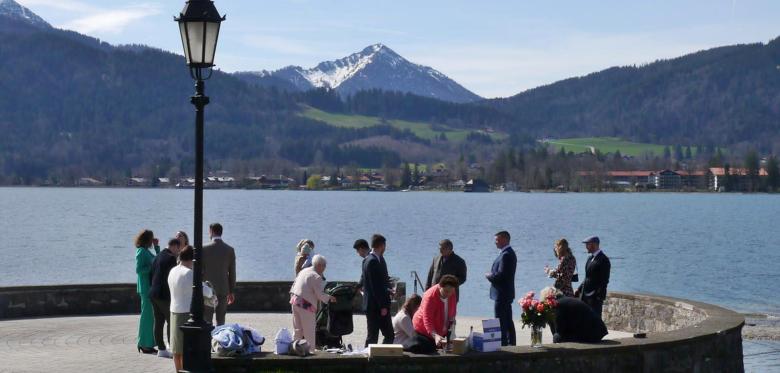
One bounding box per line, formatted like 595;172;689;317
180;78;213;373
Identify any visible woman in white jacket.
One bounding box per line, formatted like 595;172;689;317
289;254;335;352
392;294;422;347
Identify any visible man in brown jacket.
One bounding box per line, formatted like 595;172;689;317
202;223;236;326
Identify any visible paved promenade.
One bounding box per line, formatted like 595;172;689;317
0;313;632;373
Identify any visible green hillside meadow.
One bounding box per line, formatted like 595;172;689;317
301;106;504;142
544;137;671;157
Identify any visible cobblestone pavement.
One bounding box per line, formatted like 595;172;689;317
0;313;632;373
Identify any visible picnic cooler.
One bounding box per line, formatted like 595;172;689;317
315;283;357;349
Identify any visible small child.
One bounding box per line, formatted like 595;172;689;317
293;239;315;275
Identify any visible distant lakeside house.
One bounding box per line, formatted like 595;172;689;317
464;179;490;193
708;167;768;192
245;175;295;189
34;163;773;193
577;168;767;192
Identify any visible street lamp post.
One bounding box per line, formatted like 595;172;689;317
175;1;224;372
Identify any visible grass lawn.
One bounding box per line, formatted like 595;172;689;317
300;106;505;142
545;137;673;157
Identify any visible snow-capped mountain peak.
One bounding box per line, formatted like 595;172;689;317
241;43;482;103
0;0;51;28
303;43;398;89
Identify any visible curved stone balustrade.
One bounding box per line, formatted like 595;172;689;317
0;284;744;373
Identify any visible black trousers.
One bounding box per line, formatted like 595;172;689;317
584;297;604;320
365;306;394;347
494;301;516;346
150;297;170;351
405;332;437;354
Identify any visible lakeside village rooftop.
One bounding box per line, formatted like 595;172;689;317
71;166;773;193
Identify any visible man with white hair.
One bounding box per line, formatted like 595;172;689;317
289;254;336;352
536;286;608;343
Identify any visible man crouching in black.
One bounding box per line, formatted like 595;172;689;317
540;286;608;343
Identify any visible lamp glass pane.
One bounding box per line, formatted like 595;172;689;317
186;21;205;64
178;22;191;64
204;22;220;65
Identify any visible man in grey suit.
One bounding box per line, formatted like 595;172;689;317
202;223;236;326
425;239;467;300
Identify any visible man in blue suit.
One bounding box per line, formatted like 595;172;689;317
485;230;517;346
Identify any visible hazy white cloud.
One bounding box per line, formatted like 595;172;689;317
63;4;161;34
16;0;96;13
17;0;161;34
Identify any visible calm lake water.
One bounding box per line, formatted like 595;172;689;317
0;187;778;369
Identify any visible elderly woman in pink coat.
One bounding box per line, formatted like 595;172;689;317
289;254;335;352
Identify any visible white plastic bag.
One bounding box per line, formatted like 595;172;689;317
290;339;311;356
274;328;293;355
202;281;218;308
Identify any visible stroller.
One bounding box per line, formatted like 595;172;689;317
315;283;357;349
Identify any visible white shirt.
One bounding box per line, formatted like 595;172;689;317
168;264;214;313
591;249;603;258
442;296;450;333
392;310;414;346
168;264;193;313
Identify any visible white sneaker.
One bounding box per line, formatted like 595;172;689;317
157;349;173;358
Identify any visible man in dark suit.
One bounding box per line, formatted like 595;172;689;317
353;239;370;291
202;223;237;326
425;239;467;300
362;234;394;346
485;230;517;346
148;238;181;357
542;287;608;343
575;236;611;320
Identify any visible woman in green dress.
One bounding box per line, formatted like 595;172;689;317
135;229;160;354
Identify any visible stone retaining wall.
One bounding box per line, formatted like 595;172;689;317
602;293;708;332
0;281;405;320
0;285;743;373
216;292;745;373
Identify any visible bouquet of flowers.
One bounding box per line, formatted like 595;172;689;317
518;291;557;329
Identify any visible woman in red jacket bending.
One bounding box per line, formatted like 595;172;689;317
407;275;459;354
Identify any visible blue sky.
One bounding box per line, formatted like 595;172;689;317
15;0;780;98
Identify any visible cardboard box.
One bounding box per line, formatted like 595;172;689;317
471;319;502;352
367;344;404;357
451;338;468;355
482;319;501;334
471;332;501;352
